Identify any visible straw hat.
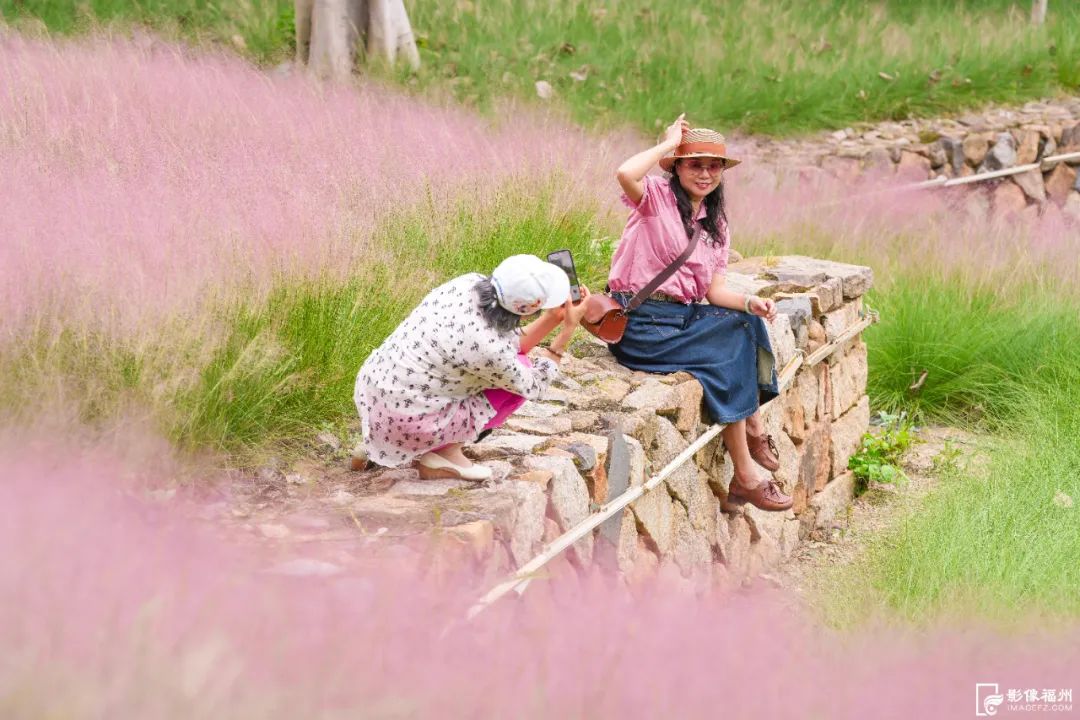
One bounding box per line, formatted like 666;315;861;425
658;127;741;172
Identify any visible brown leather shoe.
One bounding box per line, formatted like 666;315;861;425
726;476;793;512
747;432;780;472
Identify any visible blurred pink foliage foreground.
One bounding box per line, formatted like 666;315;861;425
2;438;1078;718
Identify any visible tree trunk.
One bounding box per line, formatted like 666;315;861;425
367;0;421;71
297;0;420;78
1031;0;1048;25
294;0;314;63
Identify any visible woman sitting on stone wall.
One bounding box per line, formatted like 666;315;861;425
607;115;792;512
355;255;590;481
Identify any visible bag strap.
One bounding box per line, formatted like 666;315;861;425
624;223;704;313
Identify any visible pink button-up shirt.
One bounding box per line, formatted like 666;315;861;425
608;175;730;303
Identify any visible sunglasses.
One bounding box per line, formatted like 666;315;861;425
681;159;725;175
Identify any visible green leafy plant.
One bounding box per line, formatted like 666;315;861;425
848;411;914;495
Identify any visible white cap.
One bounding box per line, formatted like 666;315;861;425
490;254;571;315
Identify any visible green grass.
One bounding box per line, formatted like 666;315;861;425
5;0;1080;135
0;193;605;463
399;0;1080;135
825;365;1080;624
0;0;295;63
861;277;1080;428
815;274;1080;624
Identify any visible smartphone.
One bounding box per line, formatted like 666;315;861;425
547;249;582;302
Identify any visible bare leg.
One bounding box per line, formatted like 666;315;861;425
744;408;764;437
721;419;765;489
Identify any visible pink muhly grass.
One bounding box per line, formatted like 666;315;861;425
0;32;630;338
3;435;1079;719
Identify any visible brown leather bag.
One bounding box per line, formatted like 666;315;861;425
581;225;704;344
581;294;629;343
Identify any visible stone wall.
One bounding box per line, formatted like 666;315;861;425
349;256;874;589
746;97;1080;224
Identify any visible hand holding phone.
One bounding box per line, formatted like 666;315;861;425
546;249;582;302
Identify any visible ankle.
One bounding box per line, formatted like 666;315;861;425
733;469;764;490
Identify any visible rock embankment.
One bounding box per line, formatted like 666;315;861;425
746;97;1080;224
345;255;874;589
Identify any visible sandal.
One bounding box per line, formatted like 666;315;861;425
746;432;780;472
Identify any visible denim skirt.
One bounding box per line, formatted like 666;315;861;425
609;297;779;424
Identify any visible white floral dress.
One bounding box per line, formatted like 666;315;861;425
354;273;560;467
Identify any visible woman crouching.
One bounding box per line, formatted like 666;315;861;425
355;255;589;481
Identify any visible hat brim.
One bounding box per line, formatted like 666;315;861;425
659;154;741;172
537;262;571;309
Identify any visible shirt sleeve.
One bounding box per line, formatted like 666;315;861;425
467;341;559;400
619;174;663;216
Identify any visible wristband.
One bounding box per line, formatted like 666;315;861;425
545;346;564;360
743;294;753;314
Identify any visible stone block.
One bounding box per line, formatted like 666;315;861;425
774;293;812;331
723;270;777;298
615;508;638;575
503;416;573;435
981;132;1017;172
719;513;752;578
744;502;795;545
1013;169;1047;203
625;536;660;587
1014;128;1041;165
511;470;553;489
962;132;991;166
811;276;845;312
630;484;675;557
818;364;833;421
523;455;593;564
671;502;714;576
800;421;832;493
792;367;820;423
810;471;856;530
466;432;548;460
993;181;1028;218
444;520;495;564
622;379;678;414
1065;192;1080;224
674;379;703;433
1046;163;1078;206
767;312;798;370
514;401;565;418
771;428;800;494
830;395;870;478
829;342;869;418
896;150;931;182
782;392;807;444
567;410;600;432
594;376;631;403
501;480;547;567
821;298;862;343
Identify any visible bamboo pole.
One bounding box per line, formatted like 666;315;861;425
906;151;1080;191
464;309;879;621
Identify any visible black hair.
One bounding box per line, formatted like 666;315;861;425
473;276;521;334
669;159;727;244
